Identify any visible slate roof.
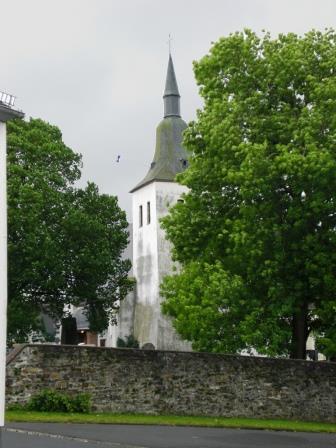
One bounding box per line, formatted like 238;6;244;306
164;54;180;98
130;55;188;193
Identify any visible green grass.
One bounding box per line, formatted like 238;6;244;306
5;410;336;433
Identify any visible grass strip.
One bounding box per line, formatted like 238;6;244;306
5;410;336;433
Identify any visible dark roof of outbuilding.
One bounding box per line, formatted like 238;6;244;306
72;308;89;331
0;103;24;122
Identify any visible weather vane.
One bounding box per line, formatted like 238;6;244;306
168;33;172;54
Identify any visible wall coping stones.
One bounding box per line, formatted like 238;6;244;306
6;343;336;366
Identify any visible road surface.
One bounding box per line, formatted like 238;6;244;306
2;422;336;448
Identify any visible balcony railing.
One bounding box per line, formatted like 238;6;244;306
0;91;16;108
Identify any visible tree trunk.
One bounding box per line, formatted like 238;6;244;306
290;303;308;359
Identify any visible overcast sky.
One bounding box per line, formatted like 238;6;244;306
1;0;335;219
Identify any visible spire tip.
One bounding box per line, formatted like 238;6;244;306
163;49;181;118
168;34;172;55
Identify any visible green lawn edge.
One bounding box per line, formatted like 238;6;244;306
5;411;336;433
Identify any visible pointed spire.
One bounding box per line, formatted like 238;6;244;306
130;53;188;193
163;54;181;118
164;54;180;96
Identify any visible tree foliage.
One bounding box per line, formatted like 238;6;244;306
7;118;133;342
161;29;336;359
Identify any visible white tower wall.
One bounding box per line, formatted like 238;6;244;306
155;181;191;351
132;182;159;345
132;180;191;351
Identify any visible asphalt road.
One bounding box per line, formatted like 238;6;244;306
2;422;336;448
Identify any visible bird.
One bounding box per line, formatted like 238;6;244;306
179;158;188;168
116;155;121;163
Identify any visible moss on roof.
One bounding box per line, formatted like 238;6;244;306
130;116;188;193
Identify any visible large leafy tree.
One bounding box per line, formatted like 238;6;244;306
161;29;336;359
7;118;133;341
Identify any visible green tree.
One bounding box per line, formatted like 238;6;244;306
7;118;133;342
161;29;336;359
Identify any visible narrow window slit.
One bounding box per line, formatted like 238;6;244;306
147;201;151;224
139;205;143;227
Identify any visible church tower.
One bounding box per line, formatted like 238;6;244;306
130;55;191;351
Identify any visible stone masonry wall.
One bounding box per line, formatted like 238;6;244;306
6;344;336;422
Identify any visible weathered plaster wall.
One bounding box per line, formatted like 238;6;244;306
131;180;190;350
155;181;191;351
132;182;159;347
6;344;336;422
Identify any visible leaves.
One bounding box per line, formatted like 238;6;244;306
161;30;336;358
7;118;134;341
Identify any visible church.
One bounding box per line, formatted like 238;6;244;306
38;53;323;359
79;54;192;351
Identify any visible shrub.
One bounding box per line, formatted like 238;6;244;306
117;334;139;348
71;393;91;413
27;390;92;413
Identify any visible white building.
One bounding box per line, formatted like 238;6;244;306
102;54;191;351
0;92;24;432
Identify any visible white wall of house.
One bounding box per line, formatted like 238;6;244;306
0;122;7;427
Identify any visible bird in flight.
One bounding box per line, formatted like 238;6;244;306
116;155;121;163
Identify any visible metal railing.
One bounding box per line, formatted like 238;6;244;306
0;91;16;107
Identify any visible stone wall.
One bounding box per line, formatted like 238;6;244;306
6;344;336;422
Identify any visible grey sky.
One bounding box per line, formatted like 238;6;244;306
1;0;335;218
